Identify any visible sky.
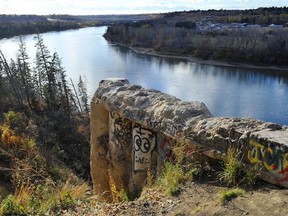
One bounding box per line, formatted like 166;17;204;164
1;0;287;15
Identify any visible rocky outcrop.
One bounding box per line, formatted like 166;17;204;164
90;78;288;200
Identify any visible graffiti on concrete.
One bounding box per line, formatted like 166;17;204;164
133;124;157;171
111;113;132;149
147;120;183;136
248;140;288;182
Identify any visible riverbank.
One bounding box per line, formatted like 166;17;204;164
129;46;288;72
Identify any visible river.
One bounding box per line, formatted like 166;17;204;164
0;26;288;125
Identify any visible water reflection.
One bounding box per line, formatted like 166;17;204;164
111;42;288;125
0;27;288;125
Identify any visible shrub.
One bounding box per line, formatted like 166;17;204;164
1;194;27;216
218;147;243;185
156;138;212;196
157;161;184;196
218;147;261;187
0;179;88;215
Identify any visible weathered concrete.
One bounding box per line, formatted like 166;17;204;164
95;78;212;138
90;98;110;200
90;78;288;199
192;117;288;185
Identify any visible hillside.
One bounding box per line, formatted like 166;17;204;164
0;34;91;215
104;7;288;66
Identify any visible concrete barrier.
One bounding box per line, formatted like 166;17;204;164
90;78;288;200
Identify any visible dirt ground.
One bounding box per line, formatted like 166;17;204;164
166;181;288;216
60;179;288;216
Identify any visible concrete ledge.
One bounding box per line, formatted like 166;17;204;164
95;79;212;138
91;79;288;198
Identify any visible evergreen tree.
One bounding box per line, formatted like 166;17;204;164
70;78;82;113
0;50;22;104
16;36;35;110
34;34;55;110
0;62;5;113
78;75;89;114
51;52;71;117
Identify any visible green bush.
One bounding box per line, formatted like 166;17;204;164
1;195;28;216
220;188;245;204
157;161;184;196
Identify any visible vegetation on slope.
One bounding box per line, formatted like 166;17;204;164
0;35;90;215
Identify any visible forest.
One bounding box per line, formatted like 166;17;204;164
0;21;86;39
163;7;288;25
104;7;288;66
0;15;90;39
0;35;91;214
0;14;157;39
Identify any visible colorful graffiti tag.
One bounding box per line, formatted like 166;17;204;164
133;124;157;171
248;140;288;182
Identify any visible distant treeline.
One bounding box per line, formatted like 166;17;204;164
0;14;47;23
104;7;288;66
48;14;159;23
0;15;92;39
0;14;157;39
164;7;288;25
0;21;84;39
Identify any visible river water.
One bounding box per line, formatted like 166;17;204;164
0;26;288;125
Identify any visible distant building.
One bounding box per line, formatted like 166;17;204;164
246;24;261;28
205;16;214;20
269;24;283;28
229;23;247;28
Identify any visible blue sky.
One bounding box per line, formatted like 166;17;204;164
1;0;287;15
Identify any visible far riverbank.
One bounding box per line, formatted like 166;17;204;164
127;46;288;73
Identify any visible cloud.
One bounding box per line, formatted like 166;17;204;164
1;0;287;15
235;0;251;2
0;0;213;15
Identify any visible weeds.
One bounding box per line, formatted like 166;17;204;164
157;162;184;196
108;169;130;203
0;111;90;215
0;179;89;215
218;147;261;187
1;195;26;216
218;147;243;185
220;188;245;204
156;137;211;196
242;164;262;187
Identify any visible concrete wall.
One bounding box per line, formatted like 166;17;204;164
90;78;288;199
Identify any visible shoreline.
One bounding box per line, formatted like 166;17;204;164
112;43;288;72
